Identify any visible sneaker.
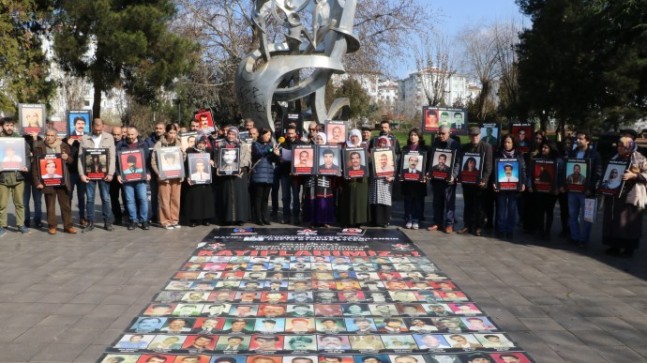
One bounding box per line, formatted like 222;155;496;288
127;223;137;231
427;224;440;232
412;223;419;230
164;224;175;230
64;227;77;234
405;222;412;229
444;226;453;234
0;227;7;238
141;222;150;230
18;226;30;234
173;224;181;229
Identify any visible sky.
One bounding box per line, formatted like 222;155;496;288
393;0;528;78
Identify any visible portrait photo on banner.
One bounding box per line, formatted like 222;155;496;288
0;138;26;171
510;123;533;153
565;158;589;192
326;121;347;145
344;147;367;178
599;159;629;195
38;154;65;187
157;147;184;180
315;145;341;176
83;148;109;180
292;145;315;175
194;110;215;134
188;153;213;184
422;106;439;133
18;103;46;135
372;148;395;178
496;158;521;191
400;151;425;181
218;147;241;176
180;131;198;151
532;159;556;193
480;123;499;147
66;110;92;138
118;149;147;182
460;152;483;184
430;149;454;180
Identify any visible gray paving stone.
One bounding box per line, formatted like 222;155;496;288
30;343;89;363
519;317;566;331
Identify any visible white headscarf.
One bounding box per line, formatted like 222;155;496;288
316;132;327;145
346;129;362;147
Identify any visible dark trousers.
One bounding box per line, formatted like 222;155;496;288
539;193;558;235
462;185;485;230
69;172;86;220
558;191;569;234
109;177;123;224
280;174;301;219
45;188;73;229
483;188;495;228
251;183;272;222
149;178;159;223
431;181;456;228
24;177;43;225
271;171;281;214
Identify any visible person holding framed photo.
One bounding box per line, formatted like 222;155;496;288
567;131;602;247
77;118;116;232
493;134;526;240
116;126;150;231
602;137;647;257
181;135;215;227
528;140;563;241
250;128;279;226
427;125;460;234
400;129;429;230
214;127;251;225
458;127;493;237
302;133;338;227
31;128;76;235
369;136;395;228
0;117;31;236
339;129;369;228
150;124;185;229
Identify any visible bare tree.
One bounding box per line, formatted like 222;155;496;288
459;25;500;122
414;32;457;107
492;21;521;121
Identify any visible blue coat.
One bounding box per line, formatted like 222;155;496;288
251;141;278;184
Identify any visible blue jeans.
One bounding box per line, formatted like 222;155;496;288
496;192;518;233
23;178;42;224
85;180;112;223
568;192;592;243
123;181;149;223
431;181;456;227
280;174;301;218
69;172;87;219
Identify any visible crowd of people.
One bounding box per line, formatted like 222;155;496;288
2;116;645;257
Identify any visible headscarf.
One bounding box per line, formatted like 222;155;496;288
316;132;327;145
226;127;240;144
346;129;362;147
376;136;391;148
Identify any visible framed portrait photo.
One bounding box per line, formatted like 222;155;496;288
440;108;468;135
430;148;455;181
180;131;198;151
66;110;92;139
344;147;368;178
480;123;499;148
48;117;68;138
38;154;65;187
315;145;342;176
532;159;556;193
0;137;26;171
510;122;533;153
188;153;212;184
496;158;521;191
599;160;629;196
422;106;439;133
194;110;215;134
292;144;315;175
18;103;46;135
217;147;240;176
157;147;184;180
459;152;484;184
118;149;147;183
83;148;109;180
372;148;395;178
400;151;425;182
565;158;589;193
326;120;347;145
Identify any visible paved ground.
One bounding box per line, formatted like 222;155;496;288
0;193;646;363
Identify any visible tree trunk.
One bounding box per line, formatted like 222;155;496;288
92;85;102;119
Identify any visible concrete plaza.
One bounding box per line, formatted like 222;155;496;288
0;196;646;363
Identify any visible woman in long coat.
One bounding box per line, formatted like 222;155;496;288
369;136;394;227
214;127;251;225
302;132;338;227
339;129;369;227
181;135;215;226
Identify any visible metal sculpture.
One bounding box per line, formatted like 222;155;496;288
236;0;359;131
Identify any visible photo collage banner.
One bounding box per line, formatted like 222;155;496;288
99;229;535;363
